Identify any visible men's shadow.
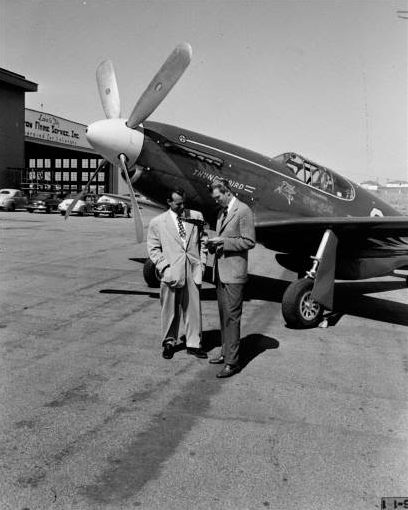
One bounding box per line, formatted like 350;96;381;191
199;330;279;371
238;334;279;369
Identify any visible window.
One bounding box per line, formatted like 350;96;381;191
70;171;77;180
29;159;36;167
44;159;51;168
82;172;89;182
98;159;104;165
44;172;51;181
82;159;89;168
55;172;61;181
63;172;70;181
55;159;62;168
70;159;77;168
63;159;70;168
90;159;97;168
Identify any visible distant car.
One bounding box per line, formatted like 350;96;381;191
93;195;131;217
0;189;28;211
26;192;61;213
58;193;97;216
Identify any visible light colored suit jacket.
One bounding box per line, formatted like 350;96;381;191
215;198;256;284
147;209;207;288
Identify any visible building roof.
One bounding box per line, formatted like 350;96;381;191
0;68;37;92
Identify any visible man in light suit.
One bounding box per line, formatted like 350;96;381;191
147;188;208;360
207;179;256;378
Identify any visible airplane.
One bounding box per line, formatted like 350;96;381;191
66;42;408;329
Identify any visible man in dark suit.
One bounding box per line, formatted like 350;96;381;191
207;179;256;378
147;188;208;360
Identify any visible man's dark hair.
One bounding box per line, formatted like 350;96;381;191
166;187;186;201
209;178;231;194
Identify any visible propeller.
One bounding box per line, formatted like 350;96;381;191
118;154;144;243
126;42;192;129
83;42;193;244
96;60;121;119
64;159;108;220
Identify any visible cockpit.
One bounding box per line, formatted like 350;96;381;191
273;152;355;200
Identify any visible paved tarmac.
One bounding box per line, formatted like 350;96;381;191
0;208;407;510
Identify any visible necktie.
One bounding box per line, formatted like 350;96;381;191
177;214;186;238
221;207;228;222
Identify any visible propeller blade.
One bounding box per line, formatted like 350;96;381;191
96;60;121;119
127;42;192;129
118;154;144;244
64;160;107;220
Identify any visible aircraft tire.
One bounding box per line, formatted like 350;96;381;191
143;258;160;288
282;278;323;328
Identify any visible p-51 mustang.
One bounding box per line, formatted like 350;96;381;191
67;42;408;328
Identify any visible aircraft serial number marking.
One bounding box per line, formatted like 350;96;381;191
192;168;256;194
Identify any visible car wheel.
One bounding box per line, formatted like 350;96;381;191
45;206;51;214
282;278;324;328
28;209;33;213
143;258;160;288
8;203;16;212
110;211;115;218
94;212;99;217
60;211;66;216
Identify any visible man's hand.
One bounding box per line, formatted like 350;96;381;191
207;236;224;246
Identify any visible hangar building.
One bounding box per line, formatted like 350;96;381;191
0;66;117;195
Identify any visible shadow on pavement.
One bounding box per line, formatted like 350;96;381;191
239;334;280;369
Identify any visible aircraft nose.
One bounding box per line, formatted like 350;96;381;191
85;118;144;167
86;119;113;155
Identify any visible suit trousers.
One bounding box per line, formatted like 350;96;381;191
160;262;201;349
216;278;244;367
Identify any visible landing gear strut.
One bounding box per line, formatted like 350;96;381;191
282;229;338;328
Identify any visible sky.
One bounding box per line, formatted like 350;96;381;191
1;0;407;183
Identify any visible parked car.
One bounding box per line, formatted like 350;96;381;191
58;193;97;216
26;192;61;213
93;195;131;217
0;189;28;211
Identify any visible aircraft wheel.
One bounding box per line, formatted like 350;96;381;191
143;258;160;288
282;278;323;328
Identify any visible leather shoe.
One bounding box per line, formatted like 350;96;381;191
209;355;225;364
186;347;208;359
162;343;174;360
216;364;241;378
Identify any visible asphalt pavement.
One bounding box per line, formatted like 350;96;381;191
0;208;407;510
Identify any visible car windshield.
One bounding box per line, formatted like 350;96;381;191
0;190;11;195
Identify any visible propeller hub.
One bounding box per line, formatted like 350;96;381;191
86;118;144;169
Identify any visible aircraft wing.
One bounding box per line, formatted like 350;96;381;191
254;213;408;257
254;214;408;237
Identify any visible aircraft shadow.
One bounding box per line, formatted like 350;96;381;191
121;260;408;327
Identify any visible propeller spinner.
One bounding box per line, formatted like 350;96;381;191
65;43;193;244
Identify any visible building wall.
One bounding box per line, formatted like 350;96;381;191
0;84;25;188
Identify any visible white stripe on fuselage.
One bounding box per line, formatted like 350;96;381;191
186;138;355;202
